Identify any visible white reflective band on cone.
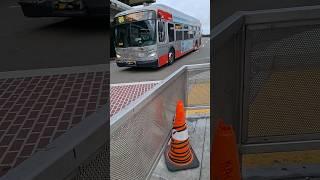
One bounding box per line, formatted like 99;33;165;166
172;129;189;141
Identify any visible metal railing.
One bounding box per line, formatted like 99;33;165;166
1;106;108;180
187;65;210;108
110;63;209;180
0;63;209;180
212;5;320;179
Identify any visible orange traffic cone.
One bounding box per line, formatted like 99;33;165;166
164;100;199;171
212;119;241;180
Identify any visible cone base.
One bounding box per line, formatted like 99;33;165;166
164;145;200;172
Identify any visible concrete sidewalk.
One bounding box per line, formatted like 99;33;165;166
151;116;210;180
243;150;320;179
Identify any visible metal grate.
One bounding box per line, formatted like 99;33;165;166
71;143;109;180
212;8;320;179
246;23;320;140
110;71;186;180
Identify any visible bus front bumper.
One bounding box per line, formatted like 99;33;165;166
116;59;158;68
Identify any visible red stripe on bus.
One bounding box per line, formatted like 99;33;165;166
175;50;183;58
159;54;168;67
172;46;197;61
157;9;172;21
176;49;193;58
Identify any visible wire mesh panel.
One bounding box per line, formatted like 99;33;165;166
212;8;320;179
187;67;210;107
110;70;186;180
212;17;244;135
71;143;109;180
245;21;320;143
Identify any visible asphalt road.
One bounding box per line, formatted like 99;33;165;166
0;0;108;72
110;37;210;83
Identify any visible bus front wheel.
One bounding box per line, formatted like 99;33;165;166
168;49;175;65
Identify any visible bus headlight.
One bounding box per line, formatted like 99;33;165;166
148;52;157;58
116;54;121;58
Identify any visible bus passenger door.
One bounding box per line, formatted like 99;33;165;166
167;23;175;50
157;20;168;66
168;23;175;44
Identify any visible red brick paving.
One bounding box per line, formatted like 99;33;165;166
0;71;107;177
110;82;158;117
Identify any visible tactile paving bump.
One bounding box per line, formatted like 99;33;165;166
110;83;158;117
0;71;108;176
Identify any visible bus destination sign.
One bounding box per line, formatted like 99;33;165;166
116;11;156;24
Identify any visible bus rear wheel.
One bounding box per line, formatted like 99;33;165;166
168;49;175;65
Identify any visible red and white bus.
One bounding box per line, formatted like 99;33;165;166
113;4;202;68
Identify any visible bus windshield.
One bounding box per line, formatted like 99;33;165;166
115;20;156;48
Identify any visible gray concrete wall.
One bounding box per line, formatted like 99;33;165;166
212;0;320;26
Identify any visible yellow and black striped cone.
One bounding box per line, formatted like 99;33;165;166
164;100;199;171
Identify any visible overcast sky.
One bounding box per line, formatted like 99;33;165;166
134;0;210;34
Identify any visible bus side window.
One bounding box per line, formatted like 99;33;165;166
183;30;188;40
168;23;174;42
190;32;194;39
176;31;182;41
158;21;165;42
